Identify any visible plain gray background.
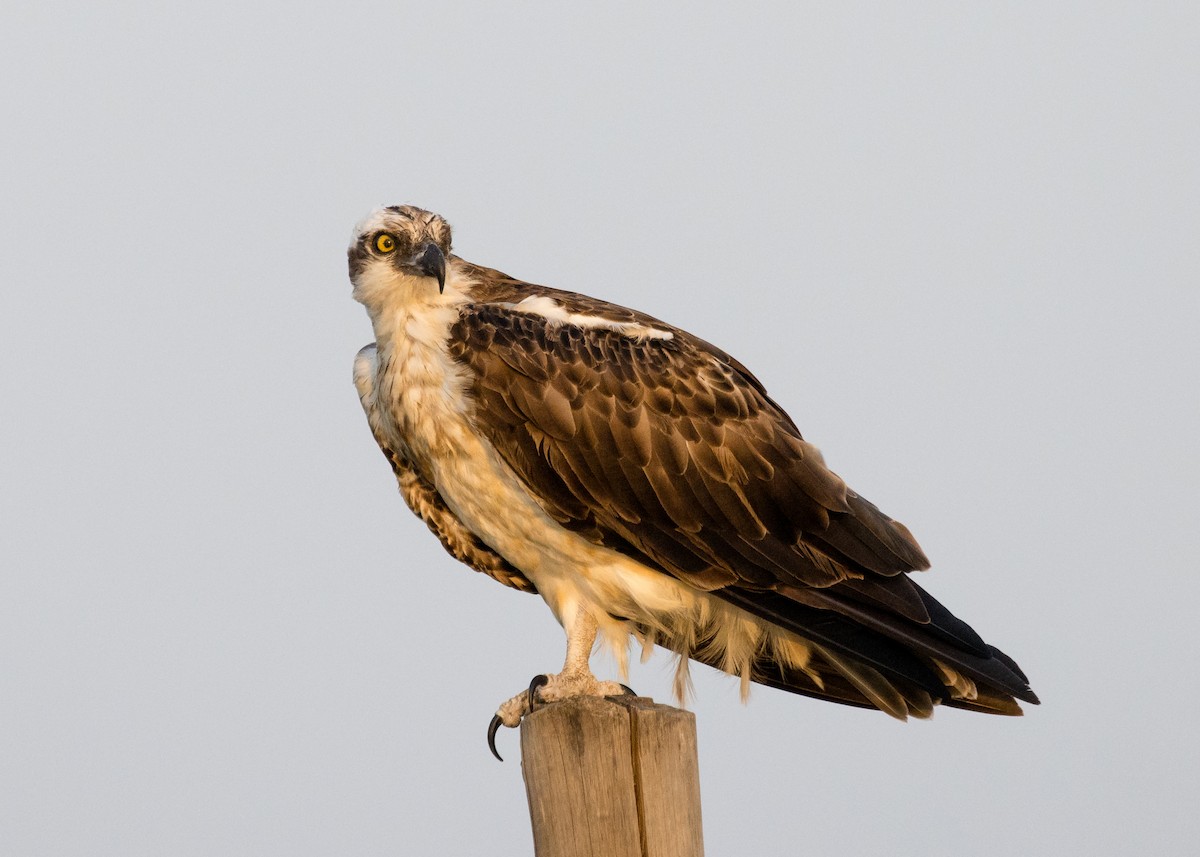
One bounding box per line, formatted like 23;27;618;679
3;2;1197;854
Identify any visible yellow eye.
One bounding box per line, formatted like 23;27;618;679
375;233;396;253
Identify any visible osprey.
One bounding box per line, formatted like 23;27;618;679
349;205;1038;759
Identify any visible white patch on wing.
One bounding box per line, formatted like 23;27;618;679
510;295;674;341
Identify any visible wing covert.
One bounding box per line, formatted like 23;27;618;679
446;300;929;597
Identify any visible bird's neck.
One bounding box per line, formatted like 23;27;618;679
365;263;475;356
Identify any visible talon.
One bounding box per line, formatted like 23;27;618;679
527;674;550;711
619;684;637;697
487;714;505;762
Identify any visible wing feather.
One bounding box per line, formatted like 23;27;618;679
439;277;1036;712
448;303;909;590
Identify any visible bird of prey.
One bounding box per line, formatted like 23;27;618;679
349;204;1038;760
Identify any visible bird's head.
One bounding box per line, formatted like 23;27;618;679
348;205;453;305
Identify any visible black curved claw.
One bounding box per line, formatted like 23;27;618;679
619;684;638;697
527;674;550;711
487;714;504;762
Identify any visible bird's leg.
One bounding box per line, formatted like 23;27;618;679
495;609;627;724
488;607;630;760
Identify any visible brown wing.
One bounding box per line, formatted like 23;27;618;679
447;298;928;595
354;345;536;594
447;291;1037;710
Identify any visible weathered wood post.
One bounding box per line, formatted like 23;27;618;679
520;695;704;857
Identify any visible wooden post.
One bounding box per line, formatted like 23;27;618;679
520;695;704;857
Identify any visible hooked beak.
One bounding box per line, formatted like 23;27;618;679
412;243;447;293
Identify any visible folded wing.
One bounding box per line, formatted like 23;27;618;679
446;282;1037;715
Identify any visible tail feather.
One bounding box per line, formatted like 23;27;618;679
712;583;1036;715
685;636;939;718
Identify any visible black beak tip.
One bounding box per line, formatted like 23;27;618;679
414;243;447;293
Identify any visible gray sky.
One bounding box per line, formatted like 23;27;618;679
2;2;1197;855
